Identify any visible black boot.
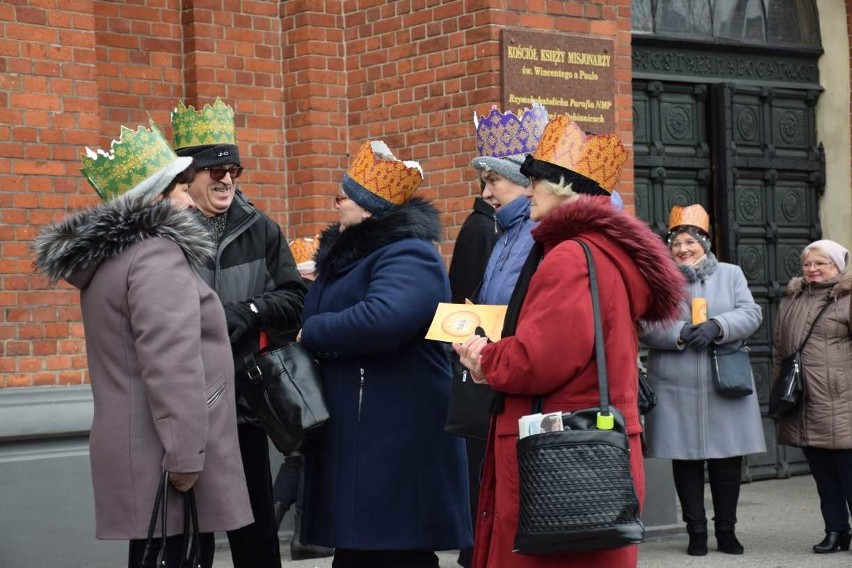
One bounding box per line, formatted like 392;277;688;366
672;460;708;555
709;457;744;554
290;511;334;561
687;531;708;556
813;531;852;553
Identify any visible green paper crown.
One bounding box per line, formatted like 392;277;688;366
171;97;236;150
80;121;179;202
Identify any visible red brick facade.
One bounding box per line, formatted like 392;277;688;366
0;0;632;388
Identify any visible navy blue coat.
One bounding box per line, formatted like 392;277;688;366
300;198;472;551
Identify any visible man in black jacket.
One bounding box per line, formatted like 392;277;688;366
447;183;498;304
172;98;307;568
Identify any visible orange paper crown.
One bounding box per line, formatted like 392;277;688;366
288;235;320;265
668;204;710;234
531;115;628;193
344;141;423;213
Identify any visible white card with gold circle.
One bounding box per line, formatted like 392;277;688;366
425;302;507;343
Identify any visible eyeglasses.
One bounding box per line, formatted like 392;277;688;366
204;166;243;181
671;239;700;250
802;261;833;270
333;195;349;205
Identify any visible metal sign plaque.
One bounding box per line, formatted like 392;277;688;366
502;29;615;133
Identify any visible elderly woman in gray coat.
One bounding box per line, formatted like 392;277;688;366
641;204;764;557
33;122;252;568
773;239;852;554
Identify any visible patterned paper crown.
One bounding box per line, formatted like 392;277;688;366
343;141;423;214
289;235;321;265
171;97;236;150
473;103;549;157
531;115;629;193
668;204;710;235
80;121;180;202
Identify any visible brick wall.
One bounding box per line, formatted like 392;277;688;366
0;0;632;388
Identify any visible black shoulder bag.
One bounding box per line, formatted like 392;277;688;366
513;239;644;555
768;299;832;418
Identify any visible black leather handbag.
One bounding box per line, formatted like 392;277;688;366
237;342;330;454
769;300;831;418
513;240;644;555
140;471;202;568
711;344;754;398
637;366;656;415
444;345;495;440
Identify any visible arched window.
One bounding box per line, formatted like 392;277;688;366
632;0;820;47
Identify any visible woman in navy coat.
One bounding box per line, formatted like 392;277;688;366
298;141;472;568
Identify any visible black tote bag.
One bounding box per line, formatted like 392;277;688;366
513;240;644;555
237;341;330;454
139;471;202;568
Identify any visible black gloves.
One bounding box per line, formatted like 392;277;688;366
679;323;694;344
224;301;261;344
684;321;721;350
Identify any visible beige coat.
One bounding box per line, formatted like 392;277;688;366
773;271;852;449
34;199;253;539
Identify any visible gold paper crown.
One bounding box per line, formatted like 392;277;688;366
668;204;710;234
347;141;423;206
531;115;629;192
289;235;321;265
171;97;236;150
80;121;180;202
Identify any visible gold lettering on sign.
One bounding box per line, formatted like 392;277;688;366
508;45;538;61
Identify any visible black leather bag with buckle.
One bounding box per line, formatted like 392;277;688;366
237;342;330;454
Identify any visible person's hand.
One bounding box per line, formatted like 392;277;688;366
685;320;721;350
678;323;695;345
224;301;260;343
170;471;199;492
452;331;489;384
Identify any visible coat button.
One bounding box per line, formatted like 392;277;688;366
482;511;488;518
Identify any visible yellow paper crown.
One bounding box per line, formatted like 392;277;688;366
171;97;236;150
668;204;710;234
80;121;180;202
531;115;629;192
288;235;321;265
347;141;423;206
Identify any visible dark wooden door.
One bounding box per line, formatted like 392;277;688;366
633;79;825;480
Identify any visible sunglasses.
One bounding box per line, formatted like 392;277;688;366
204;166;243;181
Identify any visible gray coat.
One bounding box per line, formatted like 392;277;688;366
641;254;766;459
773;272;852;449
33;197;253;539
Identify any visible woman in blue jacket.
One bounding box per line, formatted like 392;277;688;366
298;141;472;568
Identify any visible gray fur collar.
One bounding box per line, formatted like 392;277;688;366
678;252;719;283
33;196;214;288
786;270;852;298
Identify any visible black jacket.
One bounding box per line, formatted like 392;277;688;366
447;197;498;303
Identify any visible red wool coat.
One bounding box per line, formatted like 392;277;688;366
474;197;685;568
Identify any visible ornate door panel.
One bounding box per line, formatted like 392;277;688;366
714;83;824;479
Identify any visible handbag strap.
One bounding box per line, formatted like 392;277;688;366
140;470;169;568
796;299;832;352
532;239;611;419
182;488;202;568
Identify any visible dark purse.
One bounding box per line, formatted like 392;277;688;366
637;366;656;415
140;471;202;568
769;300;831;418
444;342;495;440
237;342;330;454
513;240;644;555
710;344;754;398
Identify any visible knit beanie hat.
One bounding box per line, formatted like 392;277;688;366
804;239;849;272
341;141;423;216
470;104;549;188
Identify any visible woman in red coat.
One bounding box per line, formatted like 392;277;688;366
454;116;684;568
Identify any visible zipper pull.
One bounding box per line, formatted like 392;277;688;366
462;369;468;383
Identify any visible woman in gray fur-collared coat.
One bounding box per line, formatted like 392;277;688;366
640;205;764;558
773;239;852;554
33;131;252;568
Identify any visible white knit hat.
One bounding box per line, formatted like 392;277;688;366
804;239;849;272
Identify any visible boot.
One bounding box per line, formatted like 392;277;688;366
687;531;708;556
290;511;334;561
716;530;744;555
813;531;852;553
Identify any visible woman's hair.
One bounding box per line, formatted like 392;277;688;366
160;166;195;200
533;176;576;198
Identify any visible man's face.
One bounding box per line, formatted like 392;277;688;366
188;164;242;217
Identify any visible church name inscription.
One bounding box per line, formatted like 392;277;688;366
502;30;616;132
